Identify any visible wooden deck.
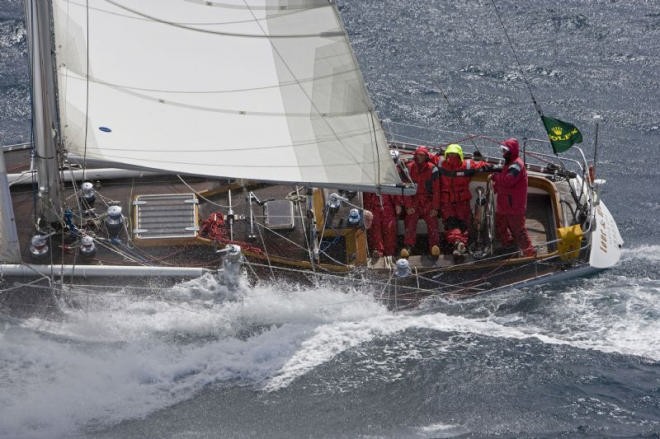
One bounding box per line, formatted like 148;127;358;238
2;148;597;315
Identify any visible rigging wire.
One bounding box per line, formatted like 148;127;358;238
489;2;593;221
237;0;388;185
82;0;90;181
488;0;544;119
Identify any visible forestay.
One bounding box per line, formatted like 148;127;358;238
52;0;403;192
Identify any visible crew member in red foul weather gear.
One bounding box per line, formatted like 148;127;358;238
363;192;401;258
401;146;440;258
491;138;536;257
438;143;490;262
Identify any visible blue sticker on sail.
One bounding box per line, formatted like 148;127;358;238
99;126;112;133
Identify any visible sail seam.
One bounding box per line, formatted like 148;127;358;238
59;67;360;95
103;0;342;39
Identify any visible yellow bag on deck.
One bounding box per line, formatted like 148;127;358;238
557;224;583;261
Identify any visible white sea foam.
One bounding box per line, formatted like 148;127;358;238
0;278;388;439
416;422;470;438
621;244;660;262
541;278;660;361
266;269;659;391
2;246;658;438
262;308;571;391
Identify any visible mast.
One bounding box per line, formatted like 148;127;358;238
24;0;62;227
0;150;21;263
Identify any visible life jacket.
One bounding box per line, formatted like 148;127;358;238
439;157;485;203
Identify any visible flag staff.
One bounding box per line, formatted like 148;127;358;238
591;114;602;181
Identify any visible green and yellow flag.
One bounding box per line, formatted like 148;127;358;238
541;115;583;154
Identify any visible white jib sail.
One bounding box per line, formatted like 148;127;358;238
52;0;402;191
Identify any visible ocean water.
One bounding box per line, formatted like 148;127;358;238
1;1;659;438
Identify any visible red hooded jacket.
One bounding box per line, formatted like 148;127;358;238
404;146;440;210
492;138;528;215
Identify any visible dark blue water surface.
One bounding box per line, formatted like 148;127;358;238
0;1;658;438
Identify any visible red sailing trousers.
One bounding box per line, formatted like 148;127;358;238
403;204;439;251
367;208;398;256
495;213;536;256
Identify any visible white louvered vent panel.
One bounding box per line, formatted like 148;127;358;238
133;194;199;239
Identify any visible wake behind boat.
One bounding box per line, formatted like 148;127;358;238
0;0;622;314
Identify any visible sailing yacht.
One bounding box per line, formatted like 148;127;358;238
0;0;623;313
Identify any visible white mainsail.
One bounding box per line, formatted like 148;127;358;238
52;0;403;192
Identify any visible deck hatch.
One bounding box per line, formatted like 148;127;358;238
133;193;199;239
263;199;295;230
